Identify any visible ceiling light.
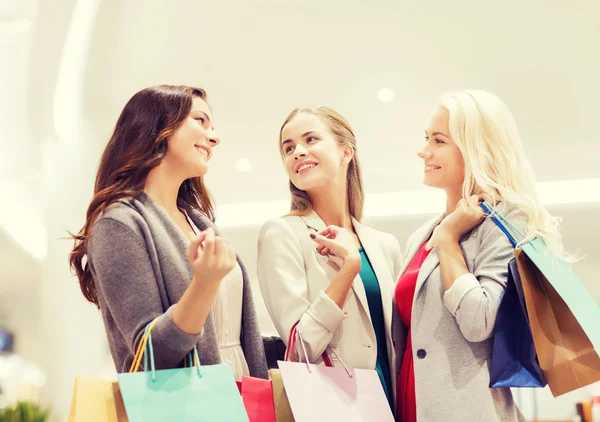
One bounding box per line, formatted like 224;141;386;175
235;158;252;173
377;88;395;103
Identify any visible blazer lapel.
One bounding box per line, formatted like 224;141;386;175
414;248;439;297
300;211;345;271
402;214;445;298
299;211;371;316
353;218;395;330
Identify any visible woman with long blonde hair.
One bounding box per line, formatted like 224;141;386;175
257;106;403;409
393;90;567;421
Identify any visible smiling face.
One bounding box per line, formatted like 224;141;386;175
163;96;220;179
280;112;352;193
418;106;465;194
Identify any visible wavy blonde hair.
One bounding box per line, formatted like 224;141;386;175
439;90;572;260
278;106;364;221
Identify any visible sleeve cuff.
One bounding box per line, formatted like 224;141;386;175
306;291;347;332
443;273;480;316
151;306;204;353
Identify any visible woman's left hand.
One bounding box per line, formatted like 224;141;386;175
427;194;489;250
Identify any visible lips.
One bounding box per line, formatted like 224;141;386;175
425;164;441;172
194;145;211;160
295;160;318;174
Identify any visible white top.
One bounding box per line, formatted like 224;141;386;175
213;263;250;381
184;212;250;381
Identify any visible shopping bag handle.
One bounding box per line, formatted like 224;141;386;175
285;321;330;364
129;318;159;373
479;201;535;249
285;321;352;378
128;317;201;381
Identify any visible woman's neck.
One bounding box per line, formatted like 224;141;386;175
144;165;184;216
309;183;353;230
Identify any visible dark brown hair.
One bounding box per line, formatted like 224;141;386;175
69;85;214;307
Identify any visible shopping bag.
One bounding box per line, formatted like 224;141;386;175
117;318;249;421
481;202;546;388
68;377;128;421
278;325;394;422
489;257;546;387
481;201;600;396
241;375;276;422
269;369;295;422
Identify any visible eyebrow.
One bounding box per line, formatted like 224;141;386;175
281;130;320;146
192;110;214;130
425;130;450;138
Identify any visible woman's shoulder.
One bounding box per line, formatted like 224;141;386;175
259;214;310;236
97;197;141;223
92;196;149;240
355;220;399;247
476;201;528;241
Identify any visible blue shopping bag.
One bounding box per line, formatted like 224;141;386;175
482;201;545;388
489;259;546;387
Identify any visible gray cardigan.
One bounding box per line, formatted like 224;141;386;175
392;203;527;421
88;192;268;379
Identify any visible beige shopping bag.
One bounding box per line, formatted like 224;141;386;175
68;376;128;421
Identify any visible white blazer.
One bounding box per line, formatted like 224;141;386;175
257;210;403;389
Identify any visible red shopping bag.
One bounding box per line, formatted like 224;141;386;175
241;376;276;422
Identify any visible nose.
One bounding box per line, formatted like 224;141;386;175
293;144;308;160
417;144;433;161
207;128;220;146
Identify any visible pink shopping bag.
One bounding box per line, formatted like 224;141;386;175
278;324;394;422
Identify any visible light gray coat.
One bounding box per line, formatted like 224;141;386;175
392;204;527;421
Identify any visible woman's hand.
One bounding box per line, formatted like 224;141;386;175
310;225;361;270
427;194;489;250
186;228;236;285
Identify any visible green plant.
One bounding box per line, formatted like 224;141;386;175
0;401;50;422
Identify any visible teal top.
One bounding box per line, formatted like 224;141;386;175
358;246;393;407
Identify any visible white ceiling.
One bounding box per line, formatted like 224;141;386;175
82;0;600;206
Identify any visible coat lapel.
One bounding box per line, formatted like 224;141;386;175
137;194;222;365
399;214;445;298
353;218;395;332
180;199;268;378
299;211;371;317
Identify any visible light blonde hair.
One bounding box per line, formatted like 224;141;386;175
278;106;364;221
439;90;572;260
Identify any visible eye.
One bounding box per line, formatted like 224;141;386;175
194;117;205;124
435;139;445;144
306;136;319;143
284;145;295;154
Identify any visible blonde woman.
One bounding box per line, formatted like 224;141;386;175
257;107;403;406
393;90;569;421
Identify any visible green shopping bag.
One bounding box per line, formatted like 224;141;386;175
117;319;249;421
